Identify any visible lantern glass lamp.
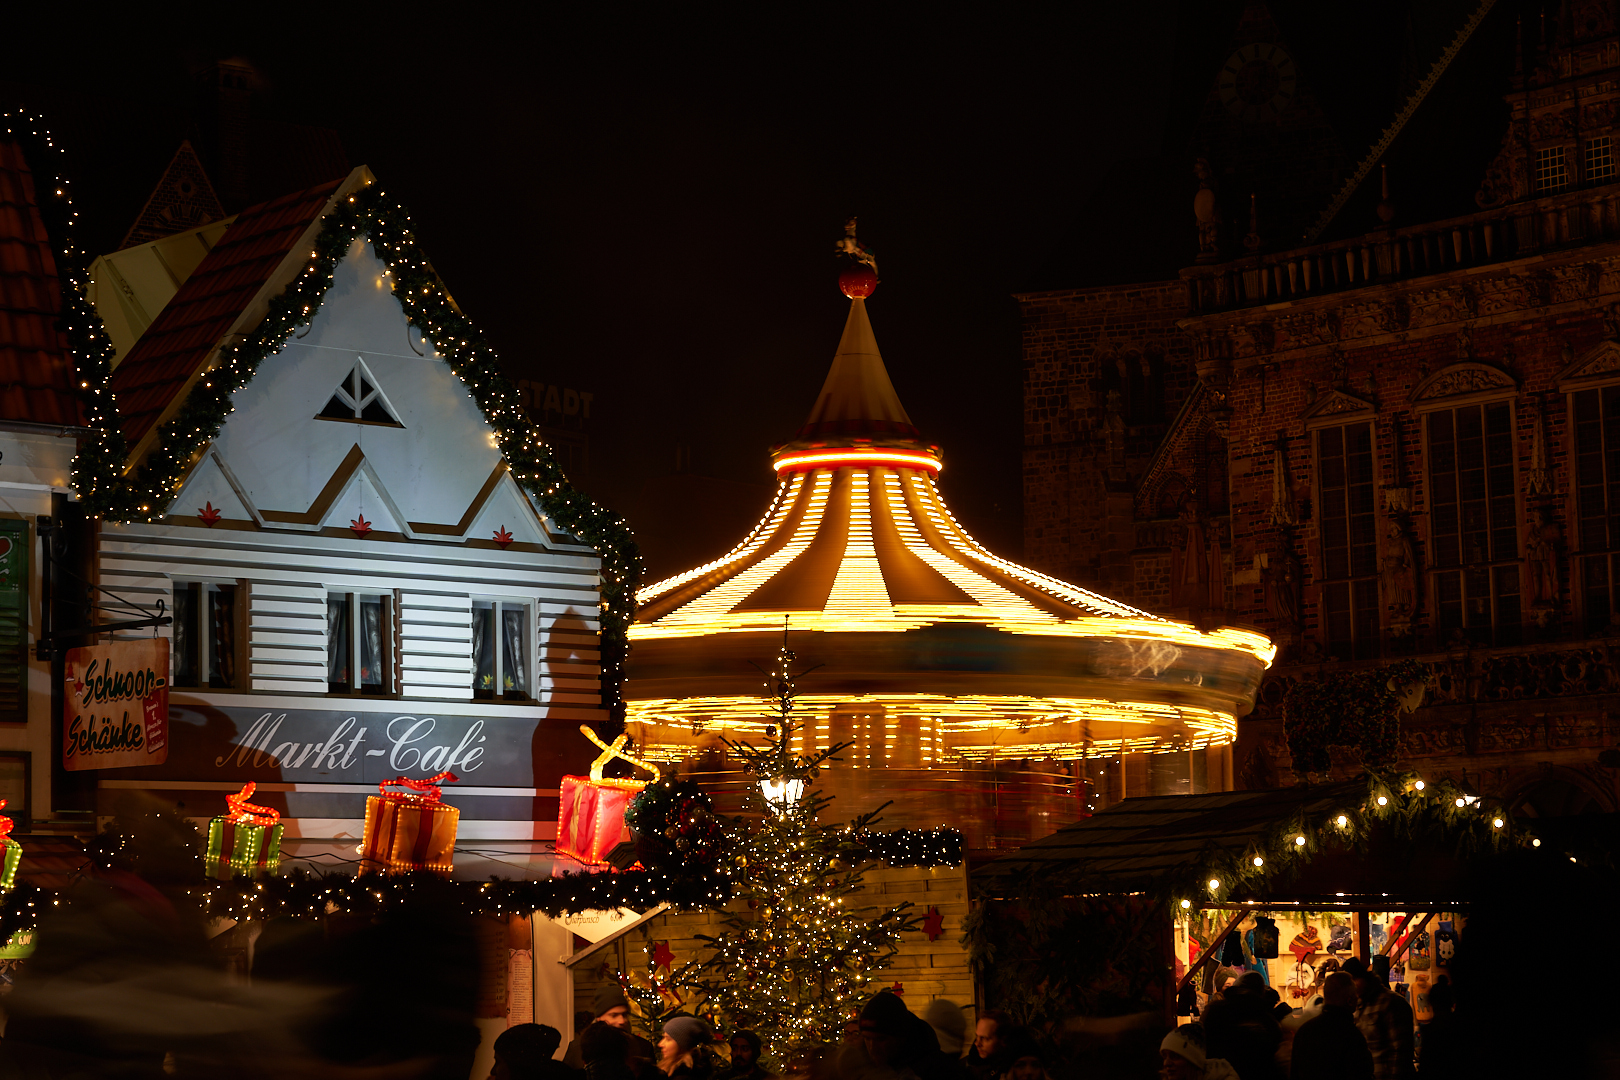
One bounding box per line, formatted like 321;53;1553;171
760;776;806;814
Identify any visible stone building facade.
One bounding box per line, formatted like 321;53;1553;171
1019;0;1620;816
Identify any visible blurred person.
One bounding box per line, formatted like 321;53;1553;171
494;1023;582;1080
839;990;949;1080
1340;957;1413;1080
658;1016;715;1080
583;1021;637;1080
924;1000;967;1059
721;1030;778;1080
566;985;657;1069
965;1010;1011;1080
1201;970;1282;1080
1289;972;1372;1080
999;1027;1052;1080
1158;1025;1238;1080
1415;979;1460;1080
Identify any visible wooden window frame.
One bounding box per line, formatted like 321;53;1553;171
326;590;397;696
471;598;534;701
171;579;246;691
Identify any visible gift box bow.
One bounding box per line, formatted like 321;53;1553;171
224;782;280;827
376;771;459;805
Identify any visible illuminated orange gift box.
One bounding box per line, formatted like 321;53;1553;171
360;771;460;872
556;725;661;866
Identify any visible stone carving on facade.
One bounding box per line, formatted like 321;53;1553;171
1584;99;1617;130
1409;287;1471;328
1276;309;1337;350
1269;436;1296;526
1526;401;1556;496
1478;275;1533;315
1380;520;1421;635
1341;301;1396;340
1526;508;1562;622
1558;339;1620;385
1532;109;1574;138
1263;538;1303;636
1409;361;1516;404
1455;325;1473;360
1173;500;1225;613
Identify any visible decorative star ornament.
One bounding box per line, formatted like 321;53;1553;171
922;905;945;942
493;525;514;548
651;939;675;972
350;513;372;539
889;981;905;996
197;501;222;527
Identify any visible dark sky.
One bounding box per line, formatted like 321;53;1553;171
6;2;1506;579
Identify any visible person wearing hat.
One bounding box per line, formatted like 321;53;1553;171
1340;956;1413;1080
995;1027;1051;1080
1200;971;1282;1080
658;1016;716;1080
1159;1025;1239;1080
490;1024;583;1080
1289;971;1372;1080
564;985;658;1070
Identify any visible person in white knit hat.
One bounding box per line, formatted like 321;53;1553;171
1159;1025;1239;1080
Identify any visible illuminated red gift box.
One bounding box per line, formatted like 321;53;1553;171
555;726;661;866
360;771;460;873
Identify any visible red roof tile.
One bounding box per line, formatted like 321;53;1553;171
110;178;343;448
0;139;85;427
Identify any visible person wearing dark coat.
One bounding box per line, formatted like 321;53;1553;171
1291;972;1373;1080
1201;971;1283;1080
564;985;657;1070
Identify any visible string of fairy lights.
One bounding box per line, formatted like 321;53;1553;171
0;112;130;497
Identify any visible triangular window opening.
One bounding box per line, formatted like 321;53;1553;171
317;359;403;427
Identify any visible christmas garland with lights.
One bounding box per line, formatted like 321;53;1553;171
68;182;641;718
0;112;129;491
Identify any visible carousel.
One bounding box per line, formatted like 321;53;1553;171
625;257;1274;846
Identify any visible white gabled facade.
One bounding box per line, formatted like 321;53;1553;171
91;234;605;847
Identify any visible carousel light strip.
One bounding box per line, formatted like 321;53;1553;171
824;470;893;618
625;692;1236;741
908;474;1153;620
636;473;805;605
659;471;832;624
773;448;941;475
882;471;1054;623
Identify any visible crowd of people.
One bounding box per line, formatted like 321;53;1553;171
1165;956;1460;1080
491;962;1463;1080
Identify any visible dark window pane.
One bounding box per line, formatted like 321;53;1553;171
360;597;388;694
173;585;199;687
473;604;495;697
209;585;237;689
327;596;351;692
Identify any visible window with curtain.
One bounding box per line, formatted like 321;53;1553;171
1427;402;1520;646
327;592;392;694
1316;421;1379;659
473;600;529;700
1573;386;1620;631
171;581;239;688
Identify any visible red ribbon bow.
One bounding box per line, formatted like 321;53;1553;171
0;798;12;840
225;782;281;827
378;772;459;803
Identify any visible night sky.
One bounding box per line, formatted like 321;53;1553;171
6;2;1496;579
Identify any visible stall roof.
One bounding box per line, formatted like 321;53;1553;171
976;782;1372;898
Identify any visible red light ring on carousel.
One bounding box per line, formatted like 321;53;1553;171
772;448;941;476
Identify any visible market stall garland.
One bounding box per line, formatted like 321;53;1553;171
0;821;964;941
62;178;643;721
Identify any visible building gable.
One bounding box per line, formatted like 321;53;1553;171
172;237;567;548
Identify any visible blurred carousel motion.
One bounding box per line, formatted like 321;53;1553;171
626;263;1273;848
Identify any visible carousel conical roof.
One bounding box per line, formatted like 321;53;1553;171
635;295;1222;640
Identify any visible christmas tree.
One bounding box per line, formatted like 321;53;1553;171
669;631;920;1058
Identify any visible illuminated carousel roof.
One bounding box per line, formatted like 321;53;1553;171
625;266;1273;764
